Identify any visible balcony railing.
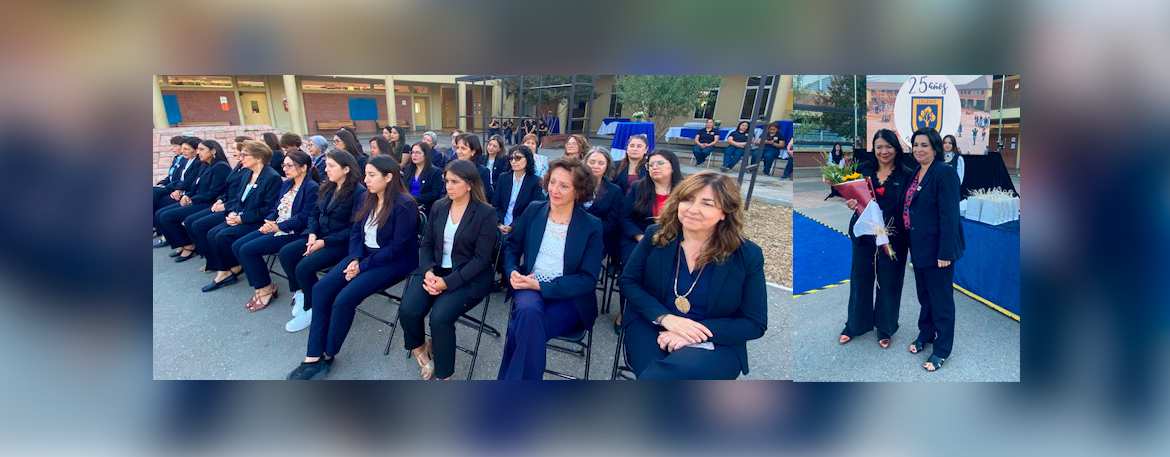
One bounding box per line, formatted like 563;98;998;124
991;90;1020;111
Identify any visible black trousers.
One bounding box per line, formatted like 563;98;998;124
623;317;742;380
843;235;908;339
398;271;482;379
153;187;177;219
205;222;259;271
913;264;956;359
187;209;225;258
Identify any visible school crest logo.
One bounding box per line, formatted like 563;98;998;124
912;97;943;130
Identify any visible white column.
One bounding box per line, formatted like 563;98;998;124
492;82;502;117
772;75;793;122
385;75;397;127
283;75;303;135
231;76;246;125
153;75;170;129
457;82;468;131
557;99;568;135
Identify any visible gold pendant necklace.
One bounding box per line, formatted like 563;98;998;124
674;244;705;314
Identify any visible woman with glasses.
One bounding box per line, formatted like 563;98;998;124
615;149;682;332
492;145;545;237
404;141;446;213
583;147;623;260
333;128;368;172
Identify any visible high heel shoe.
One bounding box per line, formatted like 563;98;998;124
248;287;278;312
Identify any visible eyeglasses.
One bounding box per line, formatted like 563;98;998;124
509;155;525;162
646;160;669;169
332;139;342;144
281;163;296;169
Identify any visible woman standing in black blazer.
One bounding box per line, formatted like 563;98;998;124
199;141;283;291
399;160;498;380
620;172;767;379
840;129;912;349
286;155;419;380
497;158;603;380
157;140;231;262
232;151;321;312
277;150;366;333
453;133;495;202
492;145;544;237
583;147;623;259
485;134;510;186
405;141;446;213
904;127;965;372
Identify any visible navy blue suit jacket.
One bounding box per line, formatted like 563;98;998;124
346;192;420;273
263;178;320;235
187;160;232;205
475;163;495;203
906;159;966;264
492;172;545;225
611;163;649;196
234;166;283;225
488;156;510;187
619;225;768;375
308;184;367;247
157;155;187;186
503;201;603;328
409;165;446;211
218;165;247;212
620;180;657;240
415;198;499;301
168;157;205;192
586;180;623;239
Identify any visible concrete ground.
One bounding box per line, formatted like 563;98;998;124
790;170;1019;381
152;246;792;380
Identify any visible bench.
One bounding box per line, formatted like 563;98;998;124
316;120;356;133
375;119;412;132
177;121;230;127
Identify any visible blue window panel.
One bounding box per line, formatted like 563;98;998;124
162;94;182;125
348;98;377;121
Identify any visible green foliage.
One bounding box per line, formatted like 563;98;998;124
614;75;722;144
500;75;599;116
820;75;867;141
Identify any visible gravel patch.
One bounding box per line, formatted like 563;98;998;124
744;202;792;288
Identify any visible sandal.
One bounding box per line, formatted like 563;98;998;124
909;340;929;354
878;338;891;349
838;334;851;344
245;291;262;310
248;287;278;312
415;339;435;380
924;354;945;372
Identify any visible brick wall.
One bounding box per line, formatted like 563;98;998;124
162;90;239;125
302;92;391;134
153;125;283;183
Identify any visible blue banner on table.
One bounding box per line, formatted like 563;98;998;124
611;122;656;151
953;218;1020;318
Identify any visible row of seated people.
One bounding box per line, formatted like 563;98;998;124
154;136;767;380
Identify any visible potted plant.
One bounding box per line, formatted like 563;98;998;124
631;111;646;122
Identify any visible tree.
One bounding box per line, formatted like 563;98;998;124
613;75;722;144
791;75;825;140
820;75;867;143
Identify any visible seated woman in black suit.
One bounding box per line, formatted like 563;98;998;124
840;129;912;348
199;141;283;291
261;132;287;177
156;140;231;262
620;172;767;379
399;160;498;380
231;151;321;312
404;141;446;213
497;158;603;380
333;127;369;172
453;133;495;201
153;135;189;232
286;155;420;380
485;134;510;187
186;137;249;273
619;149;682;265
384;125;411;169
583;146;623;260
492;145;544;237
277;150;365;333
904;127;965;372
612;134;649;196
153;136;204;247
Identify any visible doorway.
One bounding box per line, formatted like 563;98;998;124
442;88;456;129
413;96;430;131
240;92;271;125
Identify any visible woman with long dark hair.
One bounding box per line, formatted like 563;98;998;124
904;127;965;372
491;145;544;237
824;143;847;200
720;121;751;172
262;132;287;177
232;151;321;312
286;155;419;380
184;138;251;273
277;150;366;333
453;133;495;202
839;129;912;349
384;125;411;167
620;149;682;264
942;134;966;185
333;127;368;171
612;134;650;196
404;141;446;212
399;159;498;380
485;134;510;186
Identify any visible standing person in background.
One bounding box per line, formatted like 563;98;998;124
691;119;718;167
780;131;794;180
904;127;965;372
536;116;549;148
489;118;501;138
942;134;966;185
824;143;846;200
503;118;515;145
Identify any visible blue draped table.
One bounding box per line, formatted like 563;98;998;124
953;217;1020;319
610;122;656;160
596;118;630;135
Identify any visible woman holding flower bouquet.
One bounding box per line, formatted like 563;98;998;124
841;129;911;349
903;127;964;372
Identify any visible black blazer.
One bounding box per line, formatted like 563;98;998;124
611;162;649;196
848;161;912;249
487;155;510;188
492;172;544;225
414;198;499;300
619;225;768;375
218;164;247;212
311;154;328;182
586;180;623;240
906;160;965;264
410;165;446;211
620;180;657;240
308;183;367;247
168;157;205;192
503;201;604;328
187;160;232;205
157;155;187;186
346;192;419;272
263;178;320;235
476;163;495;203
269;148;286;177
234;166;283;225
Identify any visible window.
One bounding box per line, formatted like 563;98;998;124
237;76;265;88
608;93;623;117
693;89;718;119
413;86;430;94
740;76;774;120
301;80;371;91
394;85;411;93
165;76;232;88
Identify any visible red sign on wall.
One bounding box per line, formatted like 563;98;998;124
220;96;229;111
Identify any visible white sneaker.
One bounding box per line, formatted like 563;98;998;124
285;308;312;332
292;291;305;317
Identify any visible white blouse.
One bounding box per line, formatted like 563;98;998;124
441;210;459;268
363;212;380;249
531;220;568;282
